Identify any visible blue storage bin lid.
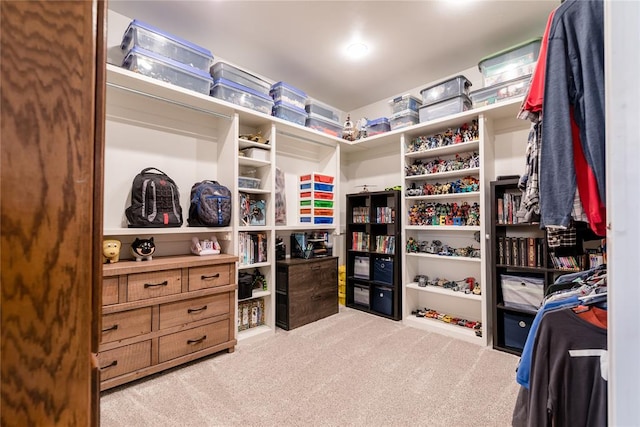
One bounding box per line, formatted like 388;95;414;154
273;100;307;114
367;117;390;126
124;46;214;81
213;77;274;101
122;19;214;58
270;81;307;98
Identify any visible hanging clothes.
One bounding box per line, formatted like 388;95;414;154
539;0;606;231
525;308;607;426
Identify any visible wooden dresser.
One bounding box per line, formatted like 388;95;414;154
275;257;339;330
98;254;237;391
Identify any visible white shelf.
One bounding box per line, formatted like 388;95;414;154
275;224;337;231
238;157;271;168
405;167;480;181
406;282;482;301
103;226;233;236
238;261;271;270
405;253;481;263
239;289;272;301
403;316;483;344
237;325;273;342
405;225;481;231
238;139;272;150
238;187;271;194
405;192;480;201
238;225;270;232
405;139;480;159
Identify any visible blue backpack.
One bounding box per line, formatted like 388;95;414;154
188;180;232;227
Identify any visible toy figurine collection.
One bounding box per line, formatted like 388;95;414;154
406;120;479;153
408;201;480;226
411;307;482;337
405;152;480;177
412;274;481;295
405;176;479;196
406;237;480;258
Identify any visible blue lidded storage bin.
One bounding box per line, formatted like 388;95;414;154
272;101;308;126
270;81;307;110
122;46;213;95
121;19;214;72
210;61;271;96
211;78;274;115
366;117;391;136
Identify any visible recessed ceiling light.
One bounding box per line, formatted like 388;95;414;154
346;42;369;59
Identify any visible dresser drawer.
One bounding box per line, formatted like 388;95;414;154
159;293;231;330
103;276;119;306
158;319;230;363
101;307;152;344
98;340;151;381
188;264;230;291
127;269;182;301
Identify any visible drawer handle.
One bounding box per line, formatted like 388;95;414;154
101;324;118;333
310;266;321;270
201;273;220;280
187;335;207;345
100;360;118;371
311;295;322;301
144;280;168;288
187;305;208;314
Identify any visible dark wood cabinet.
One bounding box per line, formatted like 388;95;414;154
345;190;402;320
276;257;339;330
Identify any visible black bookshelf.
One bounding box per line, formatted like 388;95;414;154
345;190;402;320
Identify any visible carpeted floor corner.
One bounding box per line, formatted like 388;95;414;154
100;307;521;426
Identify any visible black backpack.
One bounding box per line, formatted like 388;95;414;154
188;180;232;227
125;167;183;227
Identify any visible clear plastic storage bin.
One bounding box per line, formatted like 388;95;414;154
121;19;214;71
420;75;472;107
238;176;261;189
470;74;532;108
270;82;307;110
122;46;213;95
388;94;422;114
366;117;391;136
305;112;342;137
419;95;472;123
272;101;308;126
211;78;274;115
479;38;542;87
305;99;342;123
390;109;420;130
210;61;271;96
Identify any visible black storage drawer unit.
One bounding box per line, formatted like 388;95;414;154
371;286;393;316
503;311;534;351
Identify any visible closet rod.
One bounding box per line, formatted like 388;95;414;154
276;130;338;148
106;82;233;121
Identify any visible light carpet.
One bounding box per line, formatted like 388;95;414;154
100;307;521;426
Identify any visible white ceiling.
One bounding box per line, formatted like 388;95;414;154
108;0;557;112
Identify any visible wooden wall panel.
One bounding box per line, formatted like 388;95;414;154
1;1;105;425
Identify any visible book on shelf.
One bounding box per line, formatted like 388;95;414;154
498;237;505;265
497;198;504;224
351;231;370;251
374;235;396;254
511;238;519;266
504;237;512;266
375;207;395;224
238;232;268;265
527;237;537;267
352;206;369;223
